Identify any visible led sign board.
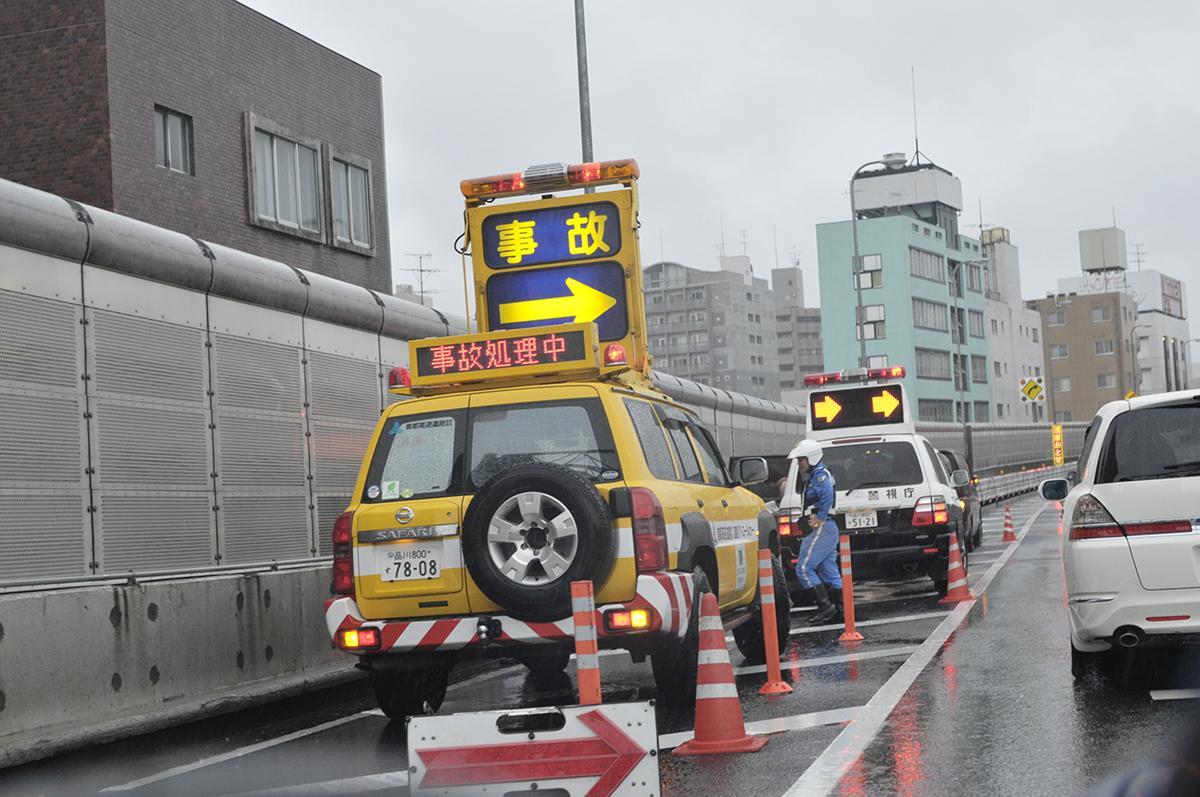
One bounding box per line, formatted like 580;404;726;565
808;384;907;432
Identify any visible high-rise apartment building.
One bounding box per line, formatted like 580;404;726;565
771;266;823;405
1028;291;1140;422
643;258;780;400
981;227;1047;421
816;161;991;423
1055;227;1190;394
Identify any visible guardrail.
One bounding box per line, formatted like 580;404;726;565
976;463;1073;505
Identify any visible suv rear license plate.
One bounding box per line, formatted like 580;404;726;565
845;510;878;530
381;541;442;581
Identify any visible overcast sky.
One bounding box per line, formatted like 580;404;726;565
242;0;1199;325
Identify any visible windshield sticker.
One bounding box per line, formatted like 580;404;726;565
366;485;380;500
400;488;414;499
382;481;400;500
387;420;403;435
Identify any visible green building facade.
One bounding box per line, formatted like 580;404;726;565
816;215;993;423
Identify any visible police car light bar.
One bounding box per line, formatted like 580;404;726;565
803;366;905;387
461;159;639;200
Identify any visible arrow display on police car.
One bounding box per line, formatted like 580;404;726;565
416;709;645;796
498;277;617;325
871;389;900;418
813;395;842;423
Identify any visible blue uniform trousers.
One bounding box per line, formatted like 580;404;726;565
795;520;842;590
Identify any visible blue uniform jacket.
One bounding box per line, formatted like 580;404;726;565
803;463;836;523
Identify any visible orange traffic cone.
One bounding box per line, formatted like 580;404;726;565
674;593;768;756
939;535;975;604
1002;504;1017;543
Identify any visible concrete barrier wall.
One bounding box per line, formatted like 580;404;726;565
0;565;349;767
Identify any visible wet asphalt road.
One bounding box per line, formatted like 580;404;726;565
2;494;1196;797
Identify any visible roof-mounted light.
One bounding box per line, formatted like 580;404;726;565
804;366;906;387
460;158;639;200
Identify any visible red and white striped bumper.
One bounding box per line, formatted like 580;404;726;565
325;571;695;654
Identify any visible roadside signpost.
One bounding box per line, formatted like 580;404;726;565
1019;376;1046;403
1052;423;1065;466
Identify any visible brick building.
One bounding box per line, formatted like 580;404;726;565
0;0;390;292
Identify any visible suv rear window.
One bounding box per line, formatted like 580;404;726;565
468;399;620;489
817;441;924;493
362;411;465;502
1096;403;1200;483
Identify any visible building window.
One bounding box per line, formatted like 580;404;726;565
856;304;886;340
993;360;1002;378
967;263;983;292
248;115;322;238
1049;344;1069;359
668;292;684;303
996;402;1004;419
968;310;985;338
649;295;664;304
1047;307;1067;326
688;290;705;300
855;253;883;288
1032;327;1039;342
1091;305;1112;322
330;153;374;250
1053;377;1071;392
950;307;966;344
973;401;990;422
1054;411;1073;422
915;347;951;380
909;247;945;282
1094;339;1115;356
918;399;953;422
154;106;193;175
912;298;948;331
971;354;987;383
1097;373;1117;389
991;318;999;334
948;262;964;298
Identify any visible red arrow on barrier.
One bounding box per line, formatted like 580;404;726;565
416;709;646;796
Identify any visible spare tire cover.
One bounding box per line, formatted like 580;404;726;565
462;462;616;622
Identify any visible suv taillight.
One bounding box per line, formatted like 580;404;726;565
631;487;668;572
332;511;355;595
911;497;948;527
1068;495;1123;540
777;512;800;537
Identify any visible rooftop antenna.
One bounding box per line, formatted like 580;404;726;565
788;246;802;267
773;225;779;269
400;252;438;303
659;228;665;264
717;213;727;258
1112;205;1117;228
910;66;921;165
739;229;750;256
1129;243;1147;271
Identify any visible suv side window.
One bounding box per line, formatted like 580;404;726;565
689;424;730;486
923;440;949;484
623;398;678;480
655;405;704;483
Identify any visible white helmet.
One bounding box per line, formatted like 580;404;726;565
789;439;823;466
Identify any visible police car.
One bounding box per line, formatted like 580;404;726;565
777;368;971;595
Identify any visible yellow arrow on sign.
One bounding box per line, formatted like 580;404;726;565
498;278;618;325
813;395;842;423
872;389;901;418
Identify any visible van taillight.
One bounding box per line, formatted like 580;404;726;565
332;511;355;595
912;497;948;527
1068;495;1123;540
631;487;668;572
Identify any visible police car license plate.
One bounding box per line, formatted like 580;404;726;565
845;510;878;530
380;541;442;581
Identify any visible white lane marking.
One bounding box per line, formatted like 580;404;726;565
100;711;382;792
784;501;1049;796
102;661;528;793
658;706;859;750
218;770;411;796
1150;689;1200;701
787;610;951;636
733;646;918;676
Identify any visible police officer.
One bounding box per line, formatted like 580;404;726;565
790;439;842;625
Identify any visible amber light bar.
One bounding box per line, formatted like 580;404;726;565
461;158;639;199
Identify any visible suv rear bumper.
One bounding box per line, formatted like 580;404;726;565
326;572;694;654
1070;586;1200;650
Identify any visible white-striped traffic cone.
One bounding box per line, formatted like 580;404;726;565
939;534;974;604
1002;504;1017;543
674;593;767;756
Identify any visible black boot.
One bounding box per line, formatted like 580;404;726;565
829;586;844;622
808;584;838;625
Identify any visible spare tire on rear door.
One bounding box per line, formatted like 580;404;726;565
462;462;616;622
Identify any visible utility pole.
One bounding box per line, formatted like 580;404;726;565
400;252;438;304
574;0;594;168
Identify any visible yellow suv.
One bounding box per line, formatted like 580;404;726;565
324;325;790;720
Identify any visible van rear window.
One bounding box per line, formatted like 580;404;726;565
1097;404;1200;483
362;411;464;502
